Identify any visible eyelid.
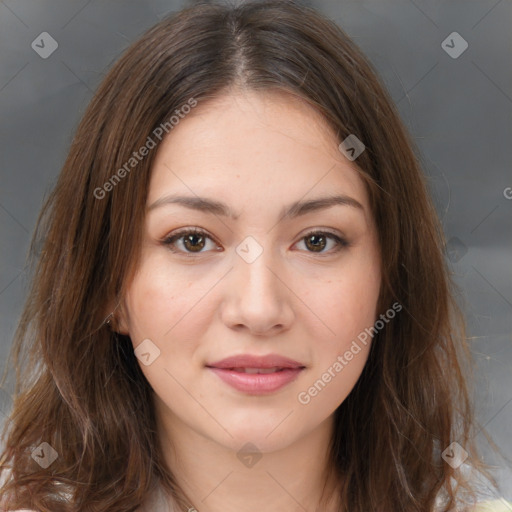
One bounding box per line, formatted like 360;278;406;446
162;227;220;251
161;226;349;255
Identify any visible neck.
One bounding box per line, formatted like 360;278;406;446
156;408;341;512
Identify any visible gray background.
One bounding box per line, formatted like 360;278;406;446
0;0;511;502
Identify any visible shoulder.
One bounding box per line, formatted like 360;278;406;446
432;461;512;512
470;500;512;512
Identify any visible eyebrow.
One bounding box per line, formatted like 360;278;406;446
147;194;364;221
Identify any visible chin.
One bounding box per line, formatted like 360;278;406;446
209;421;303;454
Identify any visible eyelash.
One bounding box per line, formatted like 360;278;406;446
161;227;349;257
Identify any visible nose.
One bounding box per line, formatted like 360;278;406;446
220;242;294;336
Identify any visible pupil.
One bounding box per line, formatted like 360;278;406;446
182;233;327;253
307;234;325;252
185;234;204;252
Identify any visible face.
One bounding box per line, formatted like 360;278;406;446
116;89;381;454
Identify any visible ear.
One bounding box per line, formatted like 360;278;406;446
114;303;130;335
104;299;130;335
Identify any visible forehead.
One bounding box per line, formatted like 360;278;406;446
147;89;370;217
156;88;343;162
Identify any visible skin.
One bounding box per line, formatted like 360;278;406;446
115;87;382;512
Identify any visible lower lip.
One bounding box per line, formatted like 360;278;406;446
207;367;304;394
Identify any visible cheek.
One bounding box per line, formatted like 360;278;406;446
307;247;380;381
297;327;372;416
123;259;204;382
302;289;377;412
125;255;200;337
316;258;380;339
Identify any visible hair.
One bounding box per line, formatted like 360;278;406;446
0;1;504;511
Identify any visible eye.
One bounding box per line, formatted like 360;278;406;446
162;228;220;255
294;230;349;254
161;228;348;256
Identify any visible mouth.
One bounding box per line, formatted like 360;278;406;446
206;364;305;394
220;367;290;374
205;354;306;394
206;353;305;370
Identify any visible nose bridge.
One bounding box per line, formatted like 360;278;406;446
234;234;280;297
222;234;291;333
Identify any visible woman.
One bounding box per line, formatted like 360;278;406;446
0;1;509;511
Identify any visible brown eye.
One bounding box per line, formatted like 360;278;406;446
304;233;327;252
296;231;348;254
162;228;218;255
162;228;348;257
182;232;206;252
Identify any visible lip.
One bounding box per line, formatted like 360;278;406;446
207;354;304;369
206;354;306;394
207;367;304;394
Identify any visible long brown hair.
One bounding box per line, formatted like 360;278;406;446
0;1;502;510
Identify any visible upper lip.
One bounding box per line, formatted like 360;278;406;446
206;354;305;369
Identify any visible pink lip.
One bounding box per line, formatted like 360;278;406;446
207;367;304;394
207;354;304;369
206;354;306;394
